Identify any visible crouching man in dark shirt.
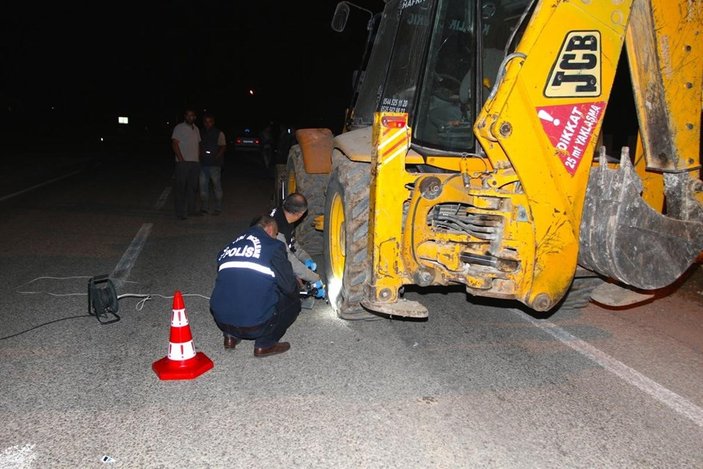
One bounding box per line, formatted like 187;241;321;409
210;215;300;358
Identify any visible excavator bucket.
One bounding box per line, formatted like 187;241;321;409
579;148;703;290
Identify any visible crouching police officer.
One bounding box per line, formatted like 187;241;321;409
210;215;300;357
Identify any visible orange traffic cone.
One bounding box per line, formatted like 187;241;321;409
152;291;213;380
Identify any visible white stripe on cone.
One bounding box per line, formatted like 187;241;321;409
168;340;196;361
171;309;189;327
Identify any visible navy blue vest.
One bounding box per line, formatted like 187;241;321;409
210;226;281;326
200;127;223;166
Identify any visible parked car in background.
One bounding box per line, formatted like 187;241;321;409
231;128;261;152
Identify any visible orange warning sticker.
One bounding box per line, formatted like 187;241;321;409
537;102;605;175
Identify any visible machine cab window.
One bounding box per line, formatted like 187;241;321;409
376;0;531;154
413;0;476;153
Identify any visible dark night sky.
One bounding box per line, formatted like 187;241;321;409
1;1;383;144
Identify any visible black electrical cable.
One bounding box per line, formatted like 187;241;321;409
7;275;212;341
0;314;93;341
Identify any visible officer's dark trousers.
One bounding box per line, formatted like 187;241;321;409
174;161;200;218
216;295;301;349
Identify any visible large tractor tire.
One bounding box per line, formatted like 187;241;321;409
323;157;379;320
548;276;604;317
286;145;326;257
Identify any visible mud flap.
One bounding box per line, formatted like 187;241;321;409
590;282;654;307
360;299;429;319
579;148;703;290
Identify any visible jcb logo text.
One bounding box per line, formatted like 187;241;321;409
545;31;601;98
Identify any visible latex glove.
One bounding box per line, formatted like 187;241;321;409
304;259;317;272
312;280;326;299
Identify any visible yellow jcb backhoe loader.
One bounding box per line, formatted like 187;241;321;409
285;0;703;320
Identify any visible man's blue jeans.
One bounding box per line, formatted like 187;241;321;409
199;166;223;212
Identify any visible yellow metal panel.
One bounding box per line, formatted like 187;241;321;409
626;0;702;171
424;155;493;173
367;112;414;302
334;125;424;164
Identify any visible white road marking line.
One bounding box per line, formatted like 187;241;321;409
154;186;172;210
0;170;82;203
0;443;37;468
110;223;153;289
514;309;703;428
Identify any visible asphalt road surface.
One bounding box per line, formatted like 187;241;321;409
1;147;702;468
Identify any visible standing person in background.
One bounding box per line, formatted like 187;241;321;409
260;122;273;170
171;109;201;220
199;113;226;215
276;124;296;164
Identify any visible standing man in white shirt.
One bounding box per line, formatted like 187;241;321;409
171;109;201;220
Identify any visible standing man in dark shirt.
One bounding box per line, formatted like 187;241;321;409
199;113;226;215
210;215;300;357
171;109;201;220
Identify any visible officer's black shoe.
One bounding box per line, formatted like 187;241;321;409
223;335;240;350
254;342;290;358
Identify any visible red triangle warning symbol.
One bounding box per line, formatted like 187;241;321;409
536;102;606;175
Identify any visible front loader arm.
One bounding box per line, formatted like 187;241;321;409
475;0;634;309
